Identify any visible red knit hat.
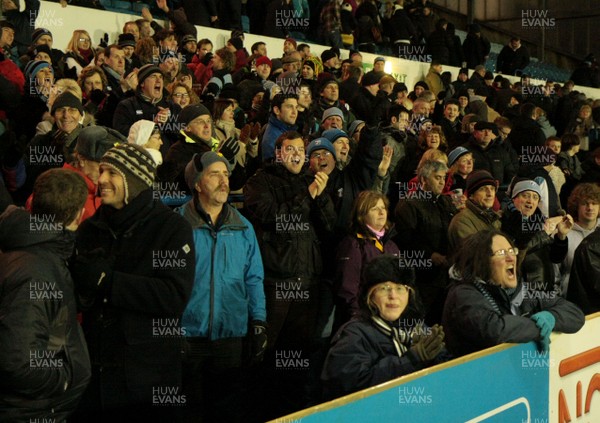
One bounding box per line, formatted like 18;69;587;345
256;56;272;68
285;37;297;48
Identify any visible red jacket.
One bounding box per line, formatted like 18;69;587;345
26;163;100;222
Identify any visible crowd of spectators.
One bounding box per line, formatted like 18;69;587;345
0;0;599;422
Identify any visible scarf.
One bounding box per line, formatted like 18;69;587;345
357;232;384;253
139;92;163;106
371;315;411;358
216;119;237;139
473;280;518;316
366;224;385;239
78;47;93;64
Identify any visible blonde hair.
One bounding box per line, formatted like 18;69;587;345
417;149;448;173
65;30;94;58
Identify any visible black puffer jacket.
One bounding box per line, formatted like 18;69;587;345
326;125;382;234
501;205;567;290
321;315;449;400
112;92;181;140
509;116;546;156
443;270;585;357
394;191;457;288
463;136;517;186
244;163;337;280
0;206;91;422
74;190;195;409
567;228;600;314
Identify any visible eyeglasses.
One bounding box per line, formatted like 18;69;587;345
79;38;91;43
374;284;412;296
491;248;519;258
173;93;190;98
310;151;332;160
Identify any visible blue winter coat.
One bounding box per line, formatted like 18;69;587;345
261;114;298;162
179;200;266;340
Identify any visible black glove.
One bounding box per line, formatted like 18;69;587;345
249;320;268;365
89;88;106;105
200;52;213;66
219;137;240;165
70;249;114;299
99;33;109;48
409;324;445;363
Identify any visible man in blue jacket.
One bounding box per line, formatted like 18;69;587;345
179;151;266;423
261;92;298;162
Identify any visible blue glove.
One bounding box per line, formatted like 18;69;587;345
531;311;556;338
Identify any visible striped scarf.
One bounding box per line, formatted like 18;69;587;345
473;280;503;316
371;316;411;358
357;233;384;253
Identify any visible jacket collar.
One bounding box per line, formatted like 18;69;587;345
181;198;246;230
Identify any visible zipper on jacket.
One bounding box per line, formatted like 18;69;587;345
208;230;217;339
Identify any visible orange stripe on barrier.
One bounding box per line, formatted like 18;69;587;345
558;346;600;376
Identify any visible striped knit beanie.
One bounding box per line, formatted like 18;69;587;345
101;143;156;204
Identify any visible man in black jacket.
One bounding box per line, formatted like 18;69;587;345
496;37;530;76
71;143;195;420
112;64;180;140
96;44;136;127
349;70;388;125
509;103;547;163
462;23;490;69
2;0;38;56
394;160;457;324
0;168;91;422
568;227;600;313
244;131;337;419
463;121;516;189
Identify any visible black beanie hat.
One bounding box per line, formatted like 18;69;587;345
75;126;124;161
359;255;416;312
227;37;243;51
178;103;211;126
32;27;52;44
51;92;84;115
137;64;162;85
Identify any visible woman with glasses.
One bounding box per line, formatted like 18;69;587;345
442;229;584;358
322;254;448;400
62;30;95;80
502;179;574;293
168;81;198;109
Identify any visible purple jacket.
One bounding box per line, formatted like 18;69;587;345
335;231;400;324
